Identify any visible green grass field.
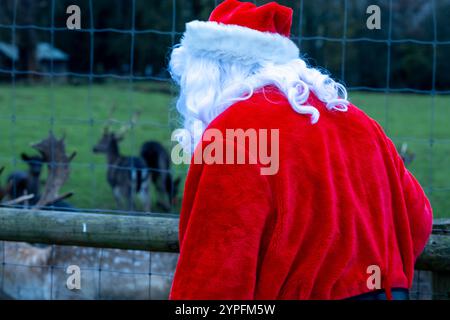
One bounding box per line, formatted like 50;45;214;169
0;83;448;217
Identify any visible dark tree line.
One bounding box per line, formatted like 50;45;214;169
0;0;449;90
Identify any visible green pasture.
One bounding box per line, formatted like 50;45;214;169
0;84;448;217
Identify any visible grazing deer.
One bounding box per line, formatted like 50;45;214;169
140;141;181;211
93;112;150;212
5;153;45;203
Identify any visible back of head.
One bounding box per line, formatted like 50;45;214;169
170;0;349;149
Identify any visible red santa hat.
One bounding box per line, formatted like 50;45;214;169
181;0;299;65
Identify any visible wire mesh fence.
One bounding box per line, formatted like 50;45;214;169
0;0;448;300
0;242;177;300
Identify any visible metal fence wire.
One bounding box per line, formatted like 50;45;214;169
0;0;449;300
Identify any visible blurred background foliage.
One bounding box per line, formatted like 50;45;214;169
0;0;449;90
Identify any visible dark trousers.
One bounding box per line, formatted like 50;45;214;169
347;288;410;300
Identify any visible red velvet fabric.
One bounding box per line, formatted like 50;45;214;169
209;0;293;37
169;87;433;300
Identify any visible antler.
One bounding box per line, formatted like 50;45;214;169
2;194;35;206
32;132;76;209
117;111;141;138
104;103;118;133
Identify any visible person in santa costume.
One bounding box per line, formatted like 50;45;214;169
168;0;432;300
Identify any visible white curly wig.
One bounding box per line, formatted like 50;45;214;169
169;21;350;149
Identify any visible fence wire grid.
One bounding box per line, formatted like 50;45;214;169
0;0;448;300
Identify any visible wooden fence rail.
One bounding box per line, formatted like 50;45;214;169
0;208;449;273
0;208;179;252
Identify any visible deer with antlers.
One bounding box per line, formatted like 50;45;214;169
32;132;76;209
0;133;76;277
0;133;76;208
93;110;150;212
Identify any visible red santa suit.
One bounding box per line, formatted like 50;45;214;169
169;0;433;300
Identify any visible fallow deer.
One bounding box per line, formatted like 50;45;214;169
5;153;45;204
93;111;150;212
140;141;181;212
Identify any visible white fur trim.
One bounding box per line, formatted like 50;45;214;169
181;20;299;65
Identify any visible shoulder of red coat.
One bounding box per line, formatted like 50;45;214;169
210;85;299;130
208;85;376;132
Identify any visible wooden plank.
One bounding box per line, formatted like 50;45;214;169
433;219;450;234
0;208;449;273
415;234;450;272
0;208;179;252
416;234;450;272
